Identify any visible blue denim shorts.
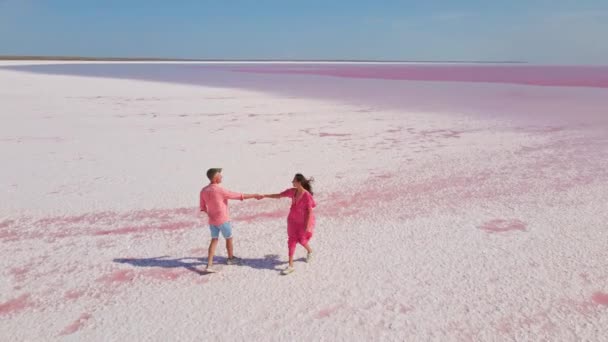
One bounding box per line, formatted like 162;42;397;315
209;222;233;239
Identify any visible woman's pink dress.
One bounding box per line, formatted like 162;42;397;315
280;188;316;256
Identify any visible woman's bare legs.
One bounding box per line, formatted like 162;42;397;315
303;243;312;254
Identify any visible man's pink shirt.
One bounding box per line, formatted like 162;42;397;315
200;184;243;226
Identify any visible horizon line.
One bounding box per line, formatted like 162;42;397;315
0;55;528;64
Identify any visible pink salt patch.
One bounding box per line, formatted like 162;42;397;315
316;170;502;220
141;268;185;281
64;290;85;300
9;267;30;282
561;299;597;316
0;294;33;315
93;221;193;235
93;226;146;235
33;207;195;229
592;292;608;306
479;219;527;233
158;222;193;231
496;320;512;334
399;304;414;314
59;313;92;336
0;219;15;228
315;304;343;319
97;270;136;284
35;213;94;227
579;273;591;284
9;267;29;276
0;229;19;241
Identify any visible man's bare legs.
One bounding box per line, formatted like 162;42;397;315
207;238;219;267
226;237;234;259
207;237;237;271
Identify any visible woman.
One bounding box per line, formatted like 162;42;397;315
262;173;316;275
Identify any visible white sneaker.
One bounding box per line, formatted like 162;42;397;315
281;266;295;275
306;252;313;263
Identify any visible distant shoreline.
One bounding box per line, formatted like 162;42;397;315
0;55;526;64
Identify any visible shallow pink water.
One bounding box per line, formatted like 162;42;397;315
233;65;608;88
229;64;608;127
8;63;608;127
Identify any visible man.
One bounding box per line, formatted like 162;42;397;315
200;168;260;272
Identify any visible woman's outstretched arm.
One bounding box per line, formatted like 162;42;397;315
261;193;282;199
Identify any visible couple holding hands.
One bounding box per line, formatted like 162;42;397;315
199;168;316;275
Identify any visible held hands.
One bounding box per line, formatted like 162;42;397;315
255;194;265;200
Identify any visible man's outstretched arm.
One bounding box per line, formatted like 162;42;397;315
224;189;261;200
242;193;263;200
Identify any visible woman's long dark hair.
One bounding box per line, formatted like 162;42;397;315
294;173;314;196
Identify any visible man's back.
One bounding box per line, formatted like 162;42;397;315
200;184;243;226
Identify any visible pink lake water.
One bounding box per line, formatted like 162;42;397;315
4;63;608;128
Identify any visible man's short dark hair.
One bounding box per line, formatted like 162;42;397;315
206;168;222;181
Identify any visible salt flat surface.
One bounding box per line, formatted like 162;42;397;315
1;62;607;341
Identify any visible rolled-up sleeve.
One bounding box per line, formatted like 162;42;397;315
222;188;244;201
280;188;295;198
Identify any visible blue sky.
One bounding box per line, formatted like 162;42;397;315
1;0;607;63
